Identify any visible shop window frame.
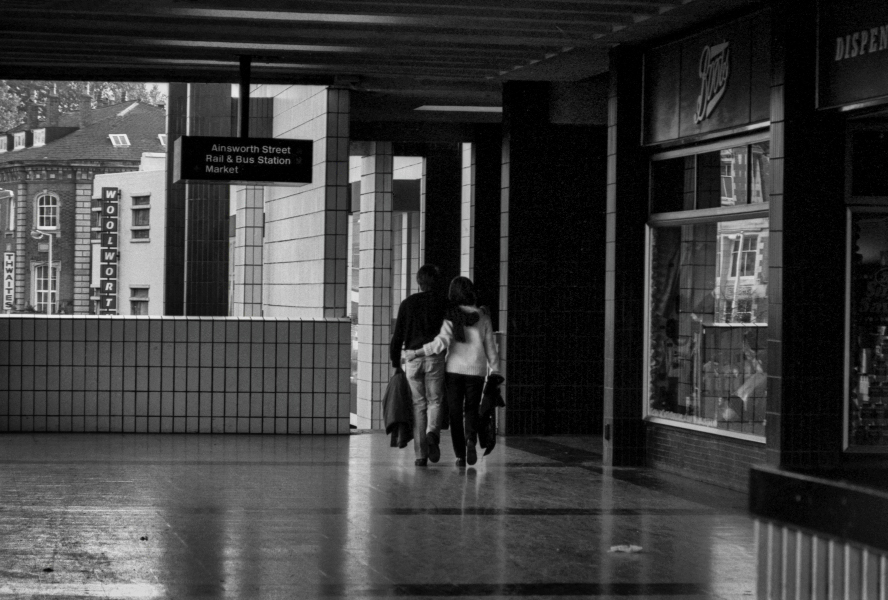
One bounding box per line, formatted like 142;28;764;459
644;133;770;443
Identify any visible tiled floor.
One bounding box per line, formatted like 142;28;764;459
0;432;757;599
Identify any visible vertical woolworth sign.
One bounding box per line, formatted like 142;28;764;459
100;187;119;314
3;252;13;310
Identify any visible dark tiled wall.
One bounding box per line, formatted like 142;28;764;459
0;315;351;434
164;83;188;315
501;81;608;435
472;133;502;331
646;423;767;492
166;86;274;316
602;49;649;464
423;145;462;287
768;1;846;469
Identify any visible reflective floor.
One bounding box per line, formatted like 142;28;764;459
0;432;757;599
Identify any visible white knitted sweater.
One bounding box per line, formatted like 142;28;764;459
423;306;500;377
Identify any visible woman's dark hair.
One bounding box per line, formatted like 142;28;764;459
447;276;479;342
448;276;477;306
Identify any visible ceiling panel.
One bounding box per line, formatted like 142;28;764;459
0;0;764;121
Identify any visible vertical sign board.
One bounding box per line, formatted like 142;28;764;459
3;252;13;310
100;188;119;314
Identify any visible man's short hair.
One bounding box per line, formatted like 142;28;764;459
416;264;439;291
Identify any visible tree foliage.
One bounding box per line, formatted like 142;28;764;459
0;81;168;131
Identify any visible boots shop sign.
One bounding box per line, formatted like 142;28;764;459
643;11;770;144
818;0;888;109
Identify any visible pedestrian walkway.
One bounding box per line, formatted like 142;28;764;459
0;432;757;599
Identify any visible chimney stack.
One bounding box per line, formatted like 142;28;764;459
47;92;59;127
26;99;39;129
79;93;93;128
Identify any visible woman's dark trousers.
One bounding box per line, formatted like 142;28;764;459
445;373;485;458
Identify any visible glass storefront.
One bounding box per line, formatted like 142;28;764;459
847;208;888;449
647;138;770;438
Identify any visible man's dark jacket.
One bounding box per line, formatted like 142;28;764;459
389;290;448;369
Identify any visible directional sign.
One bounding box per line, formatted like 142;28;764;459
173;135;313;186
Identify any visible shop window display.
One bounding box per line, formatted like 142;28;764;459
847;209;888;449
647;139;770;437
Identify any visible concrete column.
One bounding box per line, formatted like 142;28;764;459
355;142;393;430
501;81;607;437
767;1;845;468
420;146;461;285
460;143;475;279
231;185;264;316
464;133;501;319
603;50;648;466
262;86;350;319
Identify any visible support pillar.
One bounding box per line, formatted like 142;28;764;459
231;185;264;316
603;49;648;466
767;1;845;468
421;145;462;285
501;81;607;436
356;142;393;430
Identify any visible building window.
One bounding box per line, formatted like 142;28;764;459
36;193;59;230
3;196;14;232
33;264;58;313
131;203;149;240
33;129;45;147
13;133;25;150
0;137;7;152
647;137;770;440
130;287;149;315
109;134;131;147
158;134;167;146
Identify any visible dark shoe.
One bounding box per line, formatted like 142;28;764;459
455;458;466;467
466;443;477;466
414;458;428;467
427;431;440;463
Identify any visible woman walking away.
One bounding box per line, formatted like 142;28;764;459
406;277;501;467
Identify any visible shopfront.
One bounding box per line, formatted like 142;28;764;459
626;0;888;492
637;9;772;489
818;0;888;455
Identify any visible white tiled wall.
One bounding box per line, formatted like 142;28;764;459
355;143;393;430
259;85;350;319
0;315;352;434
460;142;475;278
232;185;265;316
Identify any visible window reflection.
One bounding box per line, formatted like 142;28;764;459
649;218;769;435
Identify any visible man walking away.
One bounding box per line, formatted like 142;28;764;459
390;264;448;466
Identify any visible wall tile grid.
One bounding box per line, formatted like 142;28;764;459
261;85;350;319
231;185;265;316
500;82;607;436
460;142;475;279
0;315;351;434
355;143;393;430
755;520;888;600
766;3;845;469
602;52;648;464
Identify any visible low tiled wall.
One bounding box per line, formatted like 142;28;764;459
0;315;352;434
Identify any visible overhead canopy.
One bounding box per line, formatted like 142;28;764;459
0;1;763;124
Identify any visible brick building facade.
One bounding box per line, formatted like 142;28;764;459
0;93;165;313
